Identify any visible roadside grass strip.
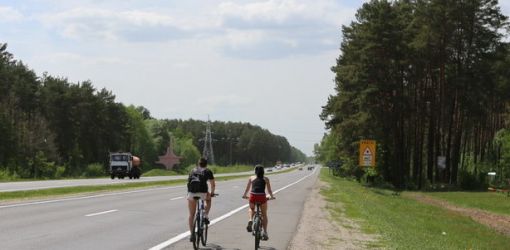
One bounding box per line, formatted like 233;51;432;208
320;169;510;250
0;167;297;202
424;191;510;216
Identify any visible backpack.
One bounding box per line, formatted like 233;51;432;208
188;168;204;193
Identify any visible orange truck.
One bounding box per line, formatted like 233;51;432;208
109;152;141;179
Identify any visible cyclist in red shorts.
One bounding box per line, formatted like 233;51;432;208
242;165;275;240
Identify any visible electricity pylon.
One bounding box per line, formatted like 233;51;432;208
202;116;215;165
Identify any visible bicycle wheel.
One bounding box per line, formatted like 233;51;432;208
254;217;261;250
192;217;200;250
201;221;208;246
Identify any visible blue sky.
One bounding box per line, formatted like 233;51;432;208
1;0;509;156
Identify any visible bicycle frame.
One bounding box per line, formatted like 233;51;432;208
192;197;206;250
191;193;217;249
251;197;274;249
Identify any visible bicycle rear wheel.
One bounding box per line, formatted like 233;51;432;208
192;217;200;250
254;217;261;249
201;222;208;246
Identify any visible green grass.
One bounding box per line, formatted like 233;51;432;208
0;179;187;201
320;169;510;250
208;164;254;174
424;191;510;216
143;169;183;176
0;166;298;202
144;165;255;176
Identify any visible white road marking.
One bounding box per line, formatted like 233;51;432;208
170;196;184;201
85;209;118;217
0;185;185;209
2;185;79;192
148;168;318;250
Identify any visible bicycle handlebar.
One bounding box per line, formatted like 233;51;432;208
242;195;276;200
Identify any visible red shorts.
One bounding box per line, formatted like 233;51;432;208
249;194;267;204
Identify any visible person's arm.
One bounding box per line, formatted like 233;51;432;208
210;178;216;195
265;177;274;198
208;170;216;195
242;177;252;198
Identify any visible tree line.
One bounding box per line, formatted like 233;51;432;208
0;43;306;179
317;0;510;189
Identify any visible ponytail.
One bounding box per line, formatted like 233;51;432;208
254;165;264;178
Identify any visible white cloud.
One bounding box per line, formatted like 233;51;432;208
39;7;219;41
218;0;308;24
214;0;355;59
34;1;353;58
218;0;352;28
0;6;23;22
44;52;132;66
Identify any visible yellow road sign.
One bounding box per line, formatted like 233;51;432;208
359;140;376;168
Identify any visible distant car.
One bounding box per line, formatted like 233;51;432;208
307;165;314;170
298;167;303;170
266;168;273;172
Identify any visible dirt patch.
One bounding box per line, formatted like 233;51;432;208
406;193;510;237
288;180;379;250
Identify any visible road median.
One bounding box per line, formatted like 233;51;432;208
0;167;297;203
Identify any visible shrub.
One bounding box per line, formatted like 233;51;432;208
0;169;11;180
83;163;105;177
30;151;58;179
54;166;66;179
459;170;487;190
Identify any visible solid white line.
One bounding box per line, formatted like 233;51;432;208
148;169;317;250
85;209;118;217
1;185;80;192
0;185;185;209
170;196;184;201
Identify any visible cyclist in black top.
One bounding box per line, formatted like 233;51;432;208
187;158;215;242
242;165;274;240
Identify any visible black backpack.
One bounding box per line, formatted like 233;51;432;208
188;168;204;193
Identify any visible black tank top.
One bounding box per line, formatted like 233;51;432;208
251;177;266;195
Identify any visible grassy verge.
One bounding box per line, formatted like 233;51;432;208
208;164;254;174
144;164;254;176
424;191;510;216
320;169;510;250
142;169;184;176
0;179;186;201
0;167;298;202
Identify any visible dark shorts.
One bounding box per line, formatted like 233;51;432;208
249;194;267;204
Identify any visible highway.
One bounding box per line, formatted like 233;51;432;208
0;167;319;250
0;171;263;192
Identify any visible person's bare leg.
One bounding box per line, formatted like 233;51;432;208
188;199;197;233
248;203;255;220
261;203;268;233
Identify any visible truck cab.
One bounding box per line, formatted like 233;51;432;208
109;152;141;179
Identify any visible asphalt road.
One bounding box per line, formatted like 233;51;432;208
0;167;319;250
0;169;286;192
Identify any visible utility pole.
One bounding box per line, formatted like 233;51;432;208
202;116;215;165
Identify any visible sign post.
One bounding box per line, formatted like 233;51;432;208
359;140;376;168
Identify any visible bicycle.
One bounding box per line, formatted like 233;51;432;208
191;193;218;250
244;196;275;250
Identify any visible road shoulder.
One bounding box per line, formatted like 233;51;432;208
288;178;378;250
